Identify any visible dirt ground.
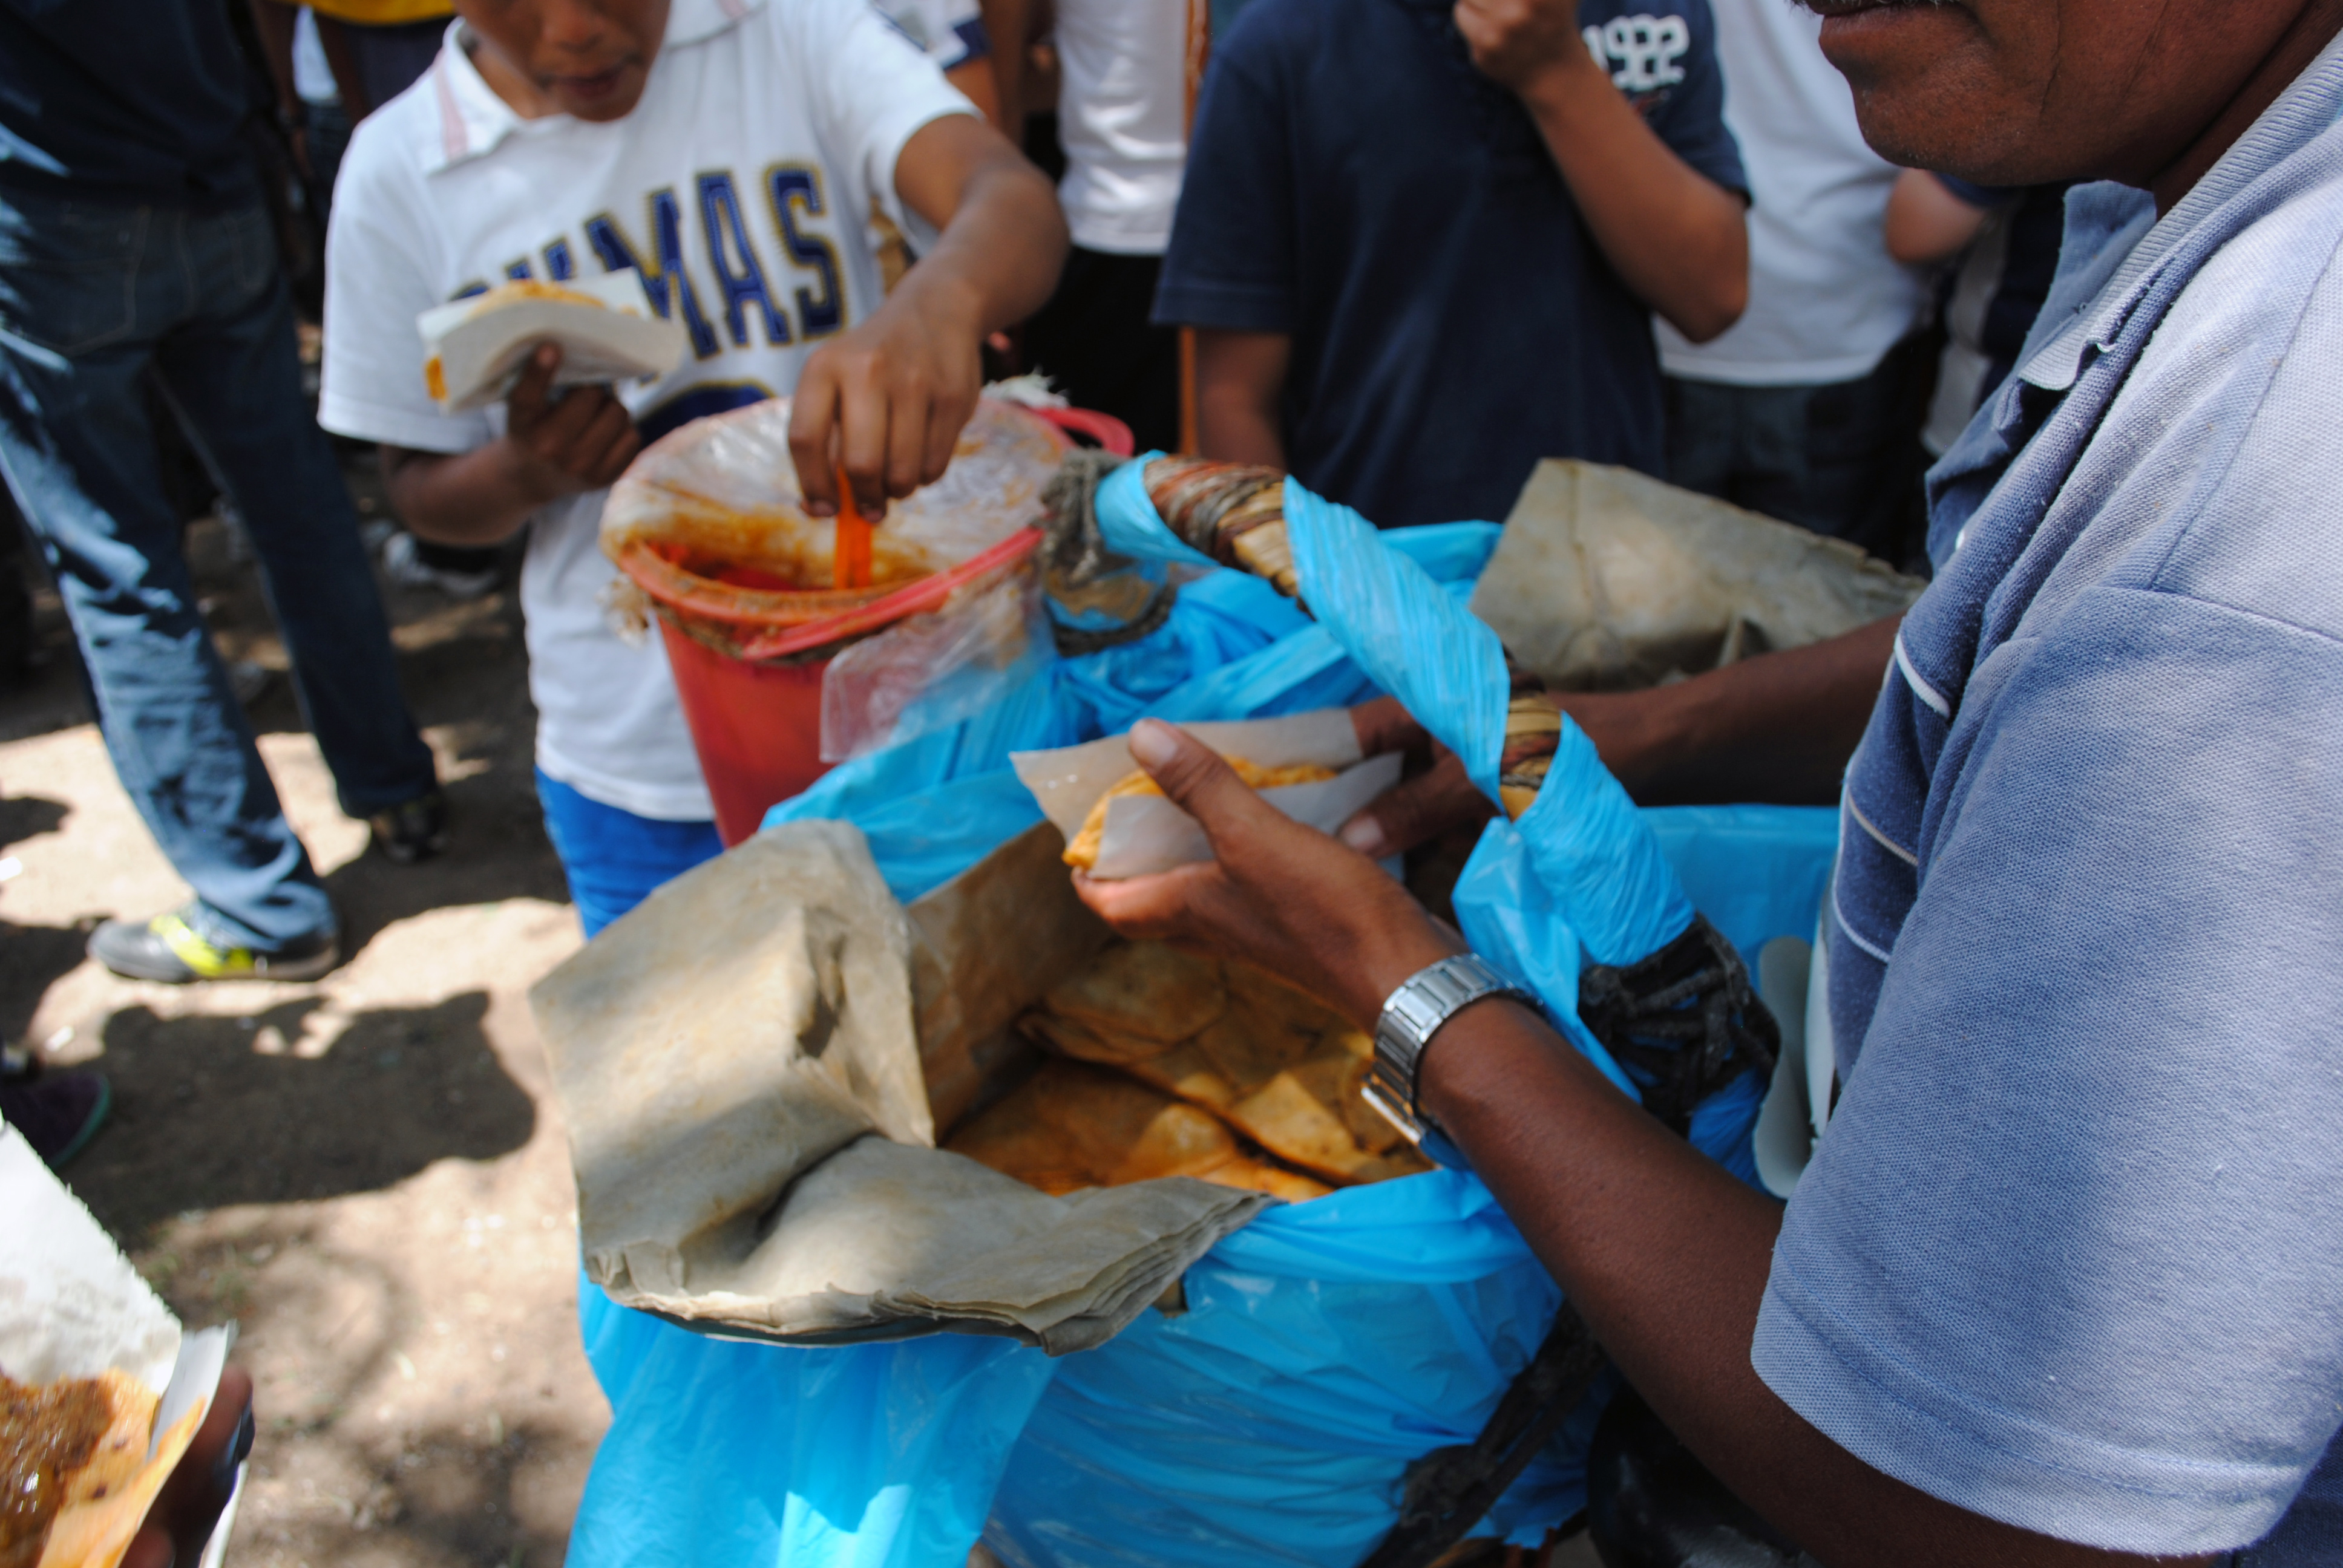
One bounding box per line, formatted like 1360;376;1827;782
4;466;605;1568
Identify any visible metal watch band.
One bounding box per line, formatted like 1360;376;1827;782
1363;953;1536;1144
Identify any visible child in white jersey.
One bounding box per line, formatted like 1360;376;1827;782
318;0;1066;934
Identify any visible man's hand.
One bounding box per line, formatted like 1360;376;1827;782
504;344;641;501
121;1364;255;1568
1337;696;1496;860
1072;719;1460;1025
1454;0;1602;97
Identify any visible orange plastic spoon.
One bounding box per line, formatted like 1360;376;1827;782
833;465;873;590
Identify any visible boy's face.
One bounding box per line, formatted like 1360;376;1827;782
457;0;671;122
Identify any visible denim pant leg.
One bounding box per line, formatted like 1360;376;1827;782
1665;376;1821;530
0;192;331;949
1662;374;1752;505
150;203;437;818
1666;340;1935;560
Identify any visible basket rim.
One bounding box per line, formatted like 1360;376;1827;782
623;527;1045;662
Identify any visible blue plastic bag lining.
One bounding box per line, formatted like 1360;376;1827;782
985;808;1833;1567
572;1286;1057;1568
565;494;1833;1568
1278;480;1511;800
983;1174;1604;1568
1278;479;1695;972
1092;452;1219;570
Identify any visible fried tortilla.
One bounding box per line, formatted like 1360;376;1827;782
1113;1039;1239;1111
1191;962;1341;1093
1062;758;1340;871
1041;942;1227;1045
0;1366;195;1568
945;1060;1242;1195
465;278;609;313
1008;942;1434;1198
1199;1157;1332;1203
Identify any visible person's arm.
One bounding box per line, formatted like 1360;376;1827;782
379;345;641;547
945;58;1008;133
1194;330;1291;467
1340;614;1901;859
244;0;311;175
788;112;1067;515
1073;721;2211;1568
1454;0;1746;342
978;0;1035;131
312;12;372;120
1566;612;1901;803
1885;168;1992;264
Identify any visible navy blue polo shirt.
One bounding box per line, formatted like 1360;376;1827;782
1155;0;1745;527
0;0;257;207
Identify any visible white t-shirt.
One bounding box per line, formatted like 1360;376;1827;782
1653;0;1927;387
874;0;988;72
1053;0;1187;255
318;0;971;821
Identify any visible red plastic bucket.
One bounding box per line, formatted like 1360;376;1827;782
656;621;827;845
619;402;1135;844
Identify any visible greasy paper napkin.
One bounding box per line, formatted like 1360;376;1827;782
1011;711;1399;880
1;1126;233;1568
415;270;685;414
531;822;1268;1354
1470;459;1924;690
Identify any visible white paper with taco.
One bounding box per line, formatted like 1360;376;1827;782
0;1126;232;1568
415;270;687;414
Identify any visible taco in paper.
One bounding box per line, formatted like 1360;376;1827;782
0;1128;221;1568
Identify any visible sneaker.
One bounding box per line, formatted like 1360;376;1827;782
87;906;339;984
382;531;498;600
0;1068;112;1169
369;789;447;864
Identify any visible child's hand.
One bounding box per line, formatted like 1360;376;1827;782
1454;0;1605;97
786;281;984;519
503;344;643;502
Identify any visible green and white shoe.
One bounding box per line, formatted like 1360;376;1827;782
87;906;339;984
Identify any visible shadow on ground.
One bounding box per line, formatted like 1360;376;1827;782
0;915;95;1042
0;791;68;847
147;1219;593;1568
321;746;572;962
67;990;534;1236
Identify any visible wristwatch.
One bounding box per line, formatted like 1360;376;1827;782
1363;953;1537;1144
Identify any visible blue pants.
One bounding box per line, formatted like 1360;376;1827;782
0;183;436;949
534;769;722;939
1662;332;1934;562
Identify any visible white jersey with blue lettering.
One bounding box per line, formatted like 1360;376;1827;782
318;0;972;820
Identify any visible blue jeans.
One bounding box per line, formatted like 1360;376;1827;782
0;181;435;949
1663;332;1935;564
535;769;722;939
